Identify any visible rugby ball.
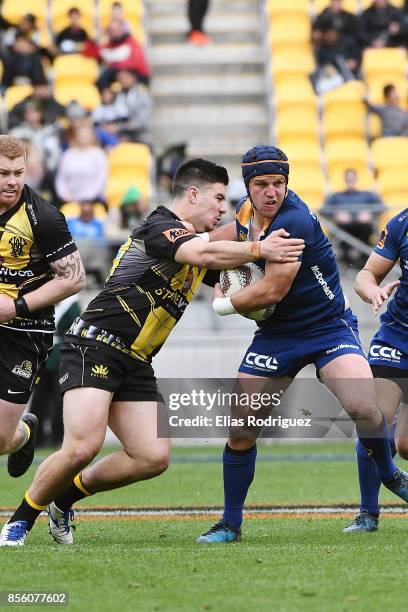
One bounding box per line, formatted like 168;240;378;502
219;263;275;321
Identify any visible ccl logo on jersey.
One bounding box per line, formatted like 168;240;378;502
245;352;278;371
369;345;402;362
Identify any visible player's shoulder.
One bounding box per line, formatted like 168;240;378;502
21;184;62;224
135;205;188;239
386;208;408;232
276;190;317;225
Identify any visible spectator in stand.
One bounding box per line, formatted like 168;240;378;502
92;85;119;127
1;33;46;87
55;8;90;54
156;143;187;195
8;80;66;130
112;69;152;143
360;0;406;48
92;86;121;147
55;123;108;203
3;13;41;48
312;0;362;48
314;25;362;77
366;83;408;136
119;186;148;230
187;0;211;45
83;18;150;89
20;139;45;191
320;168;386;264
10;103;61;178
67;201;106;241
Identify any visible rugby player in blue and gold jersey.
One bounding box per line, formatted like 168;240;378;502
198;145;408;543
344;209;408;532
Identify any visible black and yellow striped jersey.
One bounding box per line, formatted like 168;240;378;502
0;184;77;332
78;206;206;362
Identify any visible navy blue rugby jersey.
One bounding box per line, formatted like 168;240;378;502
374;208;408;326
235;190;346;333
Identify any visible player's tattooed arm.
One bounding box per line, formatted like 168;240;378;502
49;250;86;285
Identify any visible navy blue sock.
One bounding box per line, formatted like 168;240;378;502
356;422;397;517
223;443;257;530
356;441;381;517
357;414;397;483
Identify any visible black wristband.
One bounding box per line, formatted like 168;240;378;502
14;296;30;318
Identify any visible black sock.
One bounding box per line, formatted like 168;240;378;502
9;497;45;530
53;473;92;511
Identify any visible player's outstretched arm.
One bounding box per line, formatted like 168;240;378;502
175;229;304;268
355;252;399;316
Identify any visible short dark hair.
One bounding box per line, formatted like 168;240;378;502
383;83;395;98
172;158;229;197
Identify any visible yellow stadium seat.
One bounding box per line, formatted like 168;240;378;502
60;202;107;219
267;0;310;15
54;83;101;110
325;137;370;175
313;0;358;13
322;80;365;113
108;142;151;173
377;169;408;197
4;85;33;111
278;140;321;169
367;113;382;140
362;48;406;85
53;55;99;85
371;137;408;173
271;52;315;83
289;165;326;208
269;13;311;48
274;107;319;141
50;0;95;36
323;106;366;141
274;81;317;113
2;0;48;30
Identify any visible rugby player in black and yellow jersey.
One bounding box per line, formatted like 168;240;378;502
1;158;304;546
0;136;85;489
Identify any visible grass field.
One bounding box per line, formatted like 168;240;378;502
1;442;408;612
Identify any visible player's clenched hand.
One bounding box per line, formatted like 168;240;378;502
370;280;400;315
0;294;18;323
260;229;305;263
212;283;224;300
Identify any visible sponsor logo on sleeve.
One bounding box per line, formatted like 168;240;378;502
377;228;387;249
162;228;191;243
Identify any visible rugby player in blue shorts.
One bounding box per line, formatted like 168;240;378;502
343;209;408;533
197;146;408;544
